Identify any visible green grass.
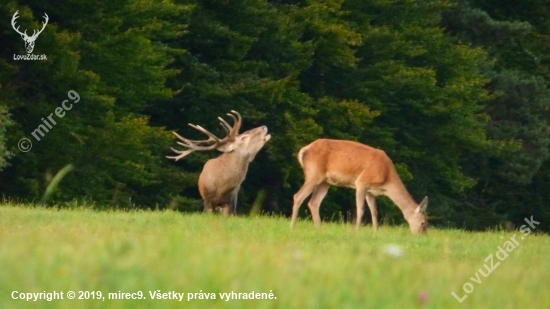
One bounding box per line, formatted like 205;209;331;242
1;205;549;309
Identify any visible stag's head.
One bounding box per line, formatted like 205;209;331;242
11;11;49;54
235;125;271;162
407;196;428;235
167;110;270;161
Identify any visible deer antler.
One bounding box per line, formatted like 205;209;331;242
29;12;48;39
167;111;242;161
11;11;27;37
218;110;242;138
11;11;48;39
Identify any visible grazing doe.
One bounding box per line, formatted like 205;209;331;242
290;139;428;234
167;111;271;215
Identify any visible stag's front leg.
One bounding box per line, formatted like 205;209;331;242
229;192;238;214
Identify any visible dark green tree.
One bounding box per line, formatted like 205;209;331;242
0;0;193;207
442;0;550;230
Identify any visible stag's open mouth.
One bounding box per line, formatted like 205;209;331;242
263;127;271;142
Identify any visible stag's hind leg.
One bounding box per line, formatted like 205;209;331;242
221;204;231;216
203;200;215;213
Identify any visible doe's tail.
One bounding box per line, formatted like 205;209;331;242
297;146;309;168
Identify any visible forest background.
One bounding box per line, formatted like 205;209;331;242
1;0;549;231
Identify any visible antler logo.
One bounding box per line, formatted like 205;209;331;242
11;10;48;54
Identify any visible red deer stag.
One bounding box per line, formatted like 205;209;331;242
290;139;428;234
167;111;271;215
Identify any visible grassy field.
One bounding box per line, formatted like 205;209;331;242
0;205;549;309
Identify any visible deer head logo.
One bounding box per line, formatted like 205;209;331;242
11;10;49;54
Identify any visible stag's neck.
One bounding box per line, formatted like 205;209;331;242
384;172;418;220
219;151;251;169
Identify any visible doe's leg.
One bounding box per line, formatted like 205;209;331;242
355;187;367;230
290;180;318;228
307;182;330;227
365;193;378;231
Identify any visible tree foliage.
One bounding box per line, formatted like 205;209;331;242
443;0;550;229
0;0;548;231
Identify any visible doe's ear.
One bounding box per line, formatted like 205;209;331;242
415;196;428;213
